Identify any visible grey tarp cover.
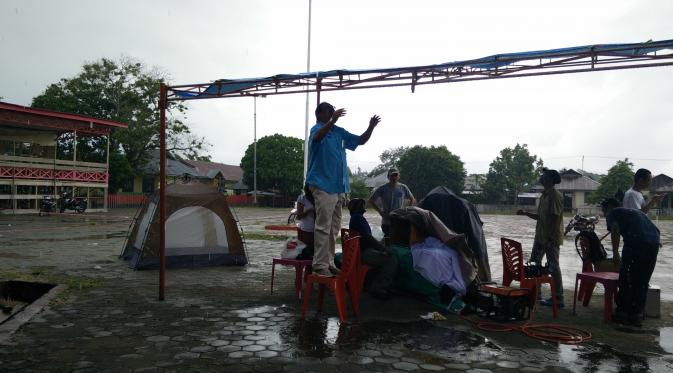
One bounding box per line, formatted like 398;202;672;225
418;186;492;282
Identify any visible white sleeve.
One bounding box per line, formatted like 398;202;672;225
622;190;641;209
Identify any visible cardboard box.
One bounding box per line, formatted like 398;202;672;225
645;285;660;318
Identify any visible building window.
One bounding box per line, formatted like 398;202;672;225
37;186;55;195
89;187;105;209
0;185;11;195
16;185;36;195
0;199;11;210
0;139;13;156
16;199;36;209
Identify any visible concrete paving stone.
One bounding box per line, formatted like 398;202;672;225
495;361;520;369
232;339;255;347
444;363;471;370
242;344;266;352
465;369;493;373
401;357;424;364
393;361;420;371
349;356;374;365
374;356;400;364
357;349;382;357
217;345;242;353
93;331;113;337
73;361;94;368
246;325;266;331
210;340;231;347
239;330;256;335
420;364;446;371
519;368;545;373
146;335;170;342
190;345;214;353
228;351;254;358
268;344;291;352
247;317;266;322
256;339;277;346
174;352;200;359
382;348;405;358
255;350;279;358
120;354;143;359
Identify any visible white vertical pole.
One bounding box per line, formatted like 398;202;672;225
253;96;258;204
303;0;312;180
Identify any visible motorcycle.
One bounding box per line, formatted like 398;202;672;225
287;201;298;225
564;213;608;263
60;192;87;213
563;213;598;235
38;195;58;216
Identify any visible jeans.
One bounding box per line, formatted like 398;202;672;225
530;241;564;301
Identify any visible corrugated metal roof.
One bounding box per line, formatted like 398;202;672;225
182;159;243;181
533;172;599;191
365;172;388;189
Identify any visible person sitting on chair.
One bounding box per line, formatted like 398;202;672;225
347;198;398;300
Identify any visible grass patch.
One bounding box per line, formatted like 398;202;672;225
0;268;101;305
244;233;291;241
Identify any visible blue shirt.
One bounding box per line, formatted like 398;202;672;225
306;122;360;193
606;207;660;247
349;212;372;237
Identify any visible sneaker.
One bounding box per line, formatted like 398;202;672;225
328;266;341;276
540;298;565;309
313;268;334;277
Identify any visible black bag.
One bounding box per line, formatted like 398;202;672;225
523;261;550;277
577;231;608;263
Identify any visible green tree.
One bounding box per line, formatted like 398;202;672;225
397;145;465;199
482;144;543;204
349;177;370;199
588;159;634;204
240;134;304;196
31;57;209;191
369;146;410;176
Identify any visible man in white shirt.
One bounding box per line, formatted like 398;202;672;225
622;168;665;213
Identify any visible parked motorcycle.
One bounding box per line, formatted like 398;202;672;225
60;192;87;213
287;201;298;225
38;195;57;216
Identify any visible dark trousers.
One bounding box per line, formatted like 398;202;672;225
616;243;659;316
359;235;397;293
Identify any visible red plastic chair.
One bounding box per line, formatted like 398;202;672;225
575;235;618;306
341;229;370;316
501;237;559;317
301;235;361;323
271;258;312;300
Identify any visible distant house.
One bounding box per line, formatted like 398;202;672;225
464;174;486;195
132;150;202;193
364;172;388;191
182;159;244;194
532;169;599;211
651;173;673;213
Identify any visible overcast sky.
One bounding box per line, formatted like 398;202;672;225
1;0;672;176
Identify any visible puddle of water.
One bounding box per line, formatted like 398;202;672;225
659;327;673;353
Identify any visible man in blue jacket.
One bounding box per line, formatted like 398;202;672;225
306;102;380;277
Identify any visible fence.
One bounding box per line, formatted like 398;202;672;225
108;193;147;209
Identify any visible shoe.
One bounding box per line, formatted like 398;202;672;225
540;298;565;309
313;268;334;277
328;266;341;276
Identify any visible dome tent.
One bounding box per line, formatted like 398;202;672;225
121;183;247;269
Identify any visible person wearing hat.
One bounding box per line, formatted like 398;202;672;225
601;197;661;326
368;167;416;237
517;168;565;308
305;102;381;277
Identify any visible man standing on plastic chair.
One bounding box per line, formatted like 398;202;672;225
601;198;661;327
305;102;381;277
517;168;565;308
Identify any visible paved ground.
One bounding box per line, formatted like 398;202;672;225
1;207;672;372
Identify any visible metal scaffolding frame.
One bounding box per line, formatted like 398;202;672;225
156;39;673;299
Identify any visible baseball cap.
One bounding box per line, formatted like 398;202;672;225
388;168;399;177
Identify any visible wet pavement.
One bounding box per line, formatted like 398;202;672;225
0;207;672;372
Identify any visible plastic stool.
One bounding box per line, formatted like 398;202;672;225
572;271;619;322
271;258;312;300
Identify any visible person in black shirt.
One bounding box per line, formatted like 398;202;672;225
347;198;397;299
601;198;661;326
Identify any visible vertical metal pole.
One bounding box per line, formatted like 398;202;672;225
73;131;77;162
303;0;312;180
159;84;167;301
316;78;321;106
253;96;258;205
104;133;110;211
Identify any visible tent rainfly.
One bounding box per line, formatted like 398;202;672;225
121;183;247;269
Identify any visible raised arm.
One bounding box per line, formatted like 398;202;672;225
313;109;346;142
359;115;381;145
